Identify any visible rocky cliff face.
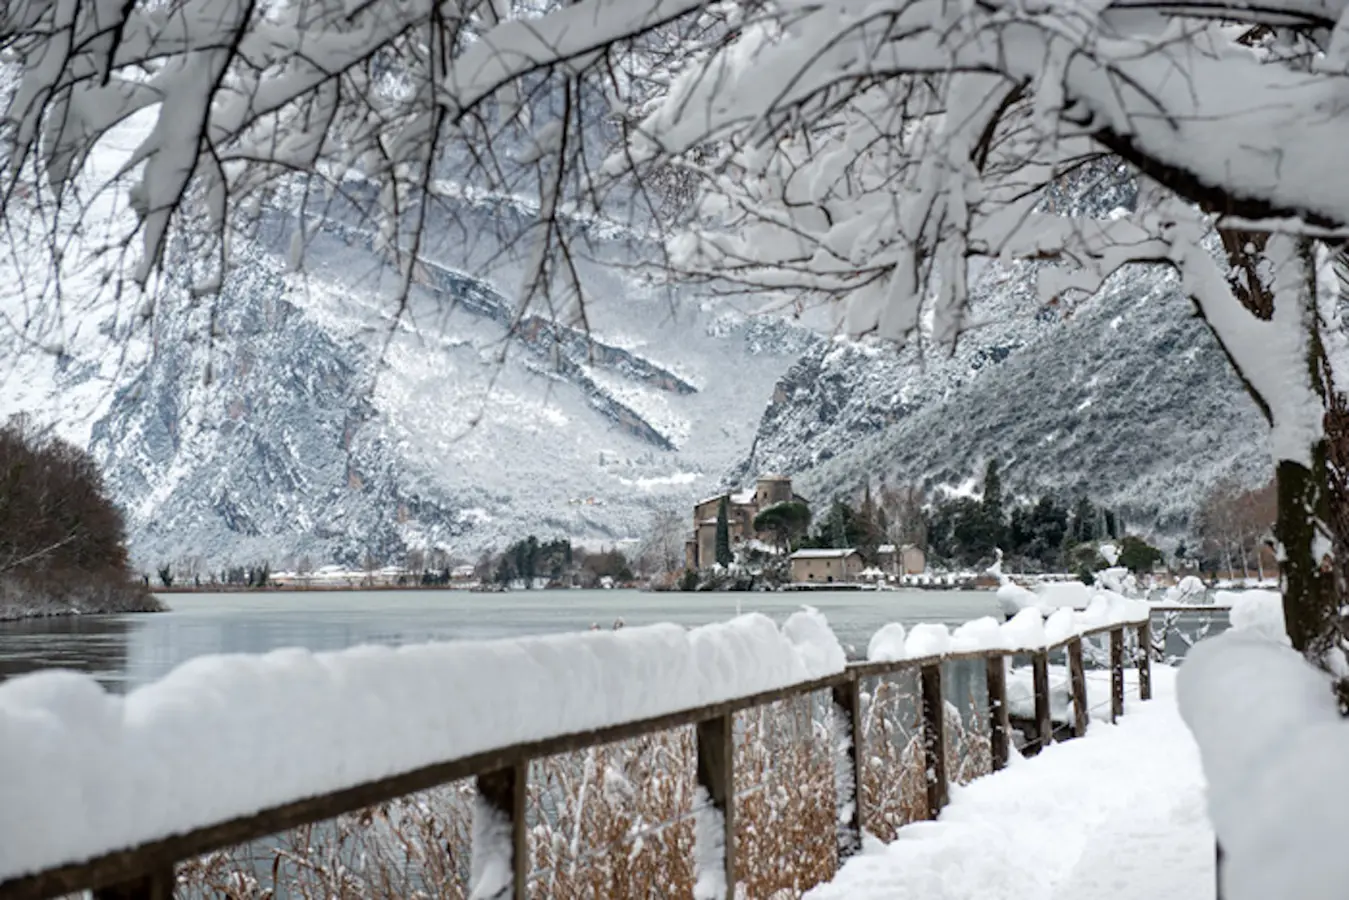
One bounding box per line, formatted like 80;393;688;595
1;178;809;569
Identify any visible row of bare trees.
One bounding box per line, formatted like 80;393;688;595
1194;478;1278;581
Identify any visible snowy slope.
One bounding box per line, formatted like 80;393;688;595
732;169;1270;538
0;139;805;568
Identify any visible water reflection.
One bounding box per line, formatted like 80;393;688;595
0;615;135;687
0;587;1007;692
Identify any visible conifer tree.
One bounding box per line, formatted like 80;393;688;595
715;497;733;567
858;482;880;560
981;460;1005;550
826;500;844;549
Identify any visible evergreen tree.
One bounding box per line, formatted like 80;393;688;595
876;506;890;542
830;499;850;549
753;501;812;552
980;460;1005;550
1104;508;1119;540
1072;495;1098;544
715;496;733;567
858;482;880;560
1118;535;1165;574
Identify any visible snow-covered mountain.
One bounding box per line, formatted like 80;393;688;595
731;250;1270;538
1;126;1270;568
1;173;811;569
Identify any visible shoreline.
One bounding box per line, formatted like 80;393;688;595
0;595;167;624
151;583;636;594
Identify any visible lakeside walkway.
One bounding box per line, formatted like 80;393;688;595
807;667;1214;900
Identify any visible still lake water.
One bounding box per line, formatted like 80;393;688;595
0;588;1002;691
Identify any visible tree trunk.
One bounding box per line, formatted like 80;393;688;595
1206;233;1349;708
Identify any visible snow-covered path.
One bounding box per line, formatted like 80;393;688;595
807;668;1213;900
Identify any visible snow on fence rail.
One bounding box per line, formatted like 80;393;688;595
0;603;1162;900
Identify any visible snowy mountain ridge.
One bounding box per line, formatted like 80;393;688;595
0;133;812;568
733;237;1271;539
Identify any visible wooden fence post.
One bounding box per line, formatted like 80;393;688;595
985;654;1010;771
919;663;948;818
831;676;864;862
696;713;736;900
1137;620;1153;701
1110;627;1125;723
92;870;175;900
1067;638;1089;738
472;763;528;900
1031;650;1053;752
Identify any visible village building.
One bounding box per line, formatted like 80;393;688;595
788;548;864;584
876;543;926;576
685;474;807;569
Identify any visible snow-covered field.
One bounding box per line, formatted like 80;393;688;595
808;666;1214;900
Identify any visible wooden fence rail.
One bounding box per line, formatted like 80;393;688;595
1;620;1163;900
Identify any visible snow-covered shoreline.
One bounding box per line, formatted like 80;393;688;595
0;579;165;623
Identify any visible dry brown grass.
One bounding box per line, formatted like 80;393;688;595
173;672;994;899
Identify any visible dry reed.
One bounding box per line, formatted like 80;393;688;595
163;673;993;900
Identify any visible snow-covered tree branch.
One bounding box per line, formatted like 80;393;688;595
8;0;1349;689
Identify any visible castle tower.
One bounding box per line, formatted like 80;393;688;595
755;474;793;508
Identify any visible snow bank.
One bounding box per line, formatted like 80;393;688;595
866;600;1147;662
1216;589;1285;641
996;580;1039;618
810;668;1214;900
1035;581;1093;610
997;579;1103;619
1178;627;1344;900
0;610;845;882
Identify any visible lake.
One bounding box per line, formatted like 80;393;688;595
0;588;1003;691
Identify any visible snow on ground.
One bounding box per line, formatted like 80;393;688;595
0;610;843;883
808;666;1214;900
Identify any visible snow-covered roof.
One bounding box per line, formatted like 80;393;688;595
790;548;859;559
731;490;755;505
877;544;897;553
757;473;791;482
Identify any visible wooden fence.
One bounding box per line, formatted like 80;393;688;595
0;618;1166;900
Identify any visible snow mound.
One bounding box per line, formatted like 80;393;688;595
950;617;1006;652
998;579;1099;618
866;623;908;662
866;600;1147;662
1217;589;1286;642
904;623;951;658
0;612;845;883
1165;575;1209;604
997;581;1040;618
1178;628;1344;900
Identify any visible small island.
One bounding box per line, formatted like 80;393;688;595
0;418;163;621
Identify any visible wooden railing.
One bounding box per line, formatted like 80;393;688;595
1;618;1164;900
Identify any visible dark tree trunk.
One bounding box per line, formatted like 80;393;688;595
1203;233;1349;708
